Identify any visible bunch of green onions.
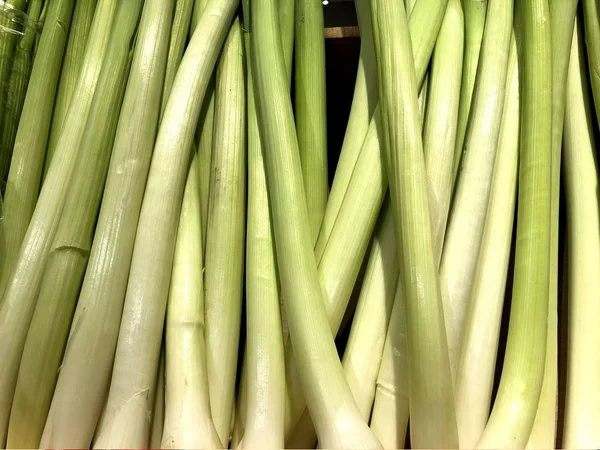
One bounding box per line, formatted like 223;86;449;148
0;0;598;448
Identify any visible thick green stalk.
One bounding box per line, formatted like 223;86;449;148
294;0;328;243
423;0;464;263
250;0;381;447
0;0;73;300
161;0;194;117
204;18;246;446
453;0;486;182
454;37;519;448
149;350;165;448
583;0;600;129
561;19;600;449
242;35;285;450
438;0;513;379
476;0;552;446
162;155;223;449
92;0;237;446
39;1;173;446
342;203;397;420
6;3;138;446
0;0;43;184
0;0;98;444
43;0;97;179
527;0;578;446
370;0;458;446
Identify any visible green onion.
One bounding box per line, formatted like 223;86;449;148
0;0;73;300
454;35;519;448
583;0;600;129
527;0;579;446
92;0;237;445
250;0;381;446
0;0;43;184
162;155;223;449
242;32;285;449
40;0;173;446
43;0;97;179
294;0;328;243
561;18;600;449
453;0;486;183
6;1;140;446
476;0;552;445
204;17;246;446
370;0;458;445
438;0;513;379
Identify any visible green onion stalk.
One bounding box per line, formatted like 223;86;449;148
369;1;464;447
454;35;519;448
250;0;381;447
370;0;458;445
437;0;513;380
151;0;195;442
204;17;246;446
0;0;27;187
284;0;450;438
294;0;328;243
526;0;579;446
0;0;43;185
453;0;486;183
582;0;600;129
162;155;223;449
0;0;73;301
40;0;173;447
91;0;237;446
231;0;294;444
476;0;552;446
6;2;140;447
43;0;97;179
561;18;600;449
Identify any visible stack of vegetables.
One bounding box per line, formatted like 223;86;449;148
0;0;598;448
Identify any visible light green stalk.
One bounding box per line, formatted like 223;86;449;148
583;0;600;129
149;350;165;448
438;0;513;379
453;0;486;182
0;0;103;444
6;3;138;446
561;19;600;449
162;155;223;449
92;0;237;446
294;0;327;243
527;0;578;446
242;34;285;450
0;0;43;183
0;0;73;300
370;0;458;445
204;18;246;446
476;0;552;445
43;0;97;179
250;0;381;447
454;36;519;448
39;0;173;446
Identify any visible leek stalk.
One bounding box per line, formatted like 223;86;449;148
204;17;246;446
40;0;173;445
582;0;600;128
438;0;513;379
476;0;552;445
43;0;97;178
370;0;458;445
250;0;381;446
454;36;519;448
92;0;237;445
561;19;600;449
150;350;165;448
295;0;328;243
527;0;579;446
6;1;139;446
